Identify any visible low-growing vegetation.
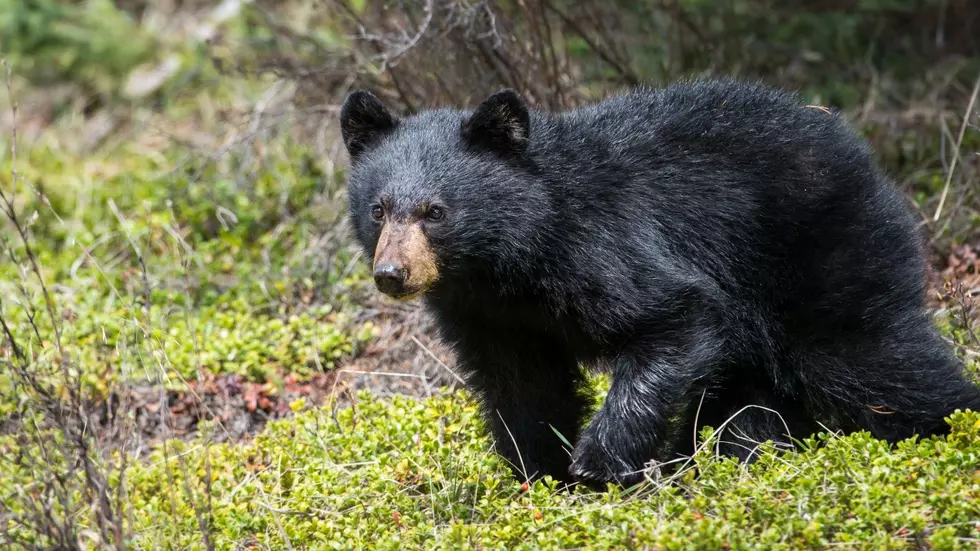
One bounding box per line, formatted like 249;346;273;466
5;390;980;549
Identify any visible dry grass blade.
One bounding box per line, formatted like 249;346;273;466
932;73;980;223
0;55;131;551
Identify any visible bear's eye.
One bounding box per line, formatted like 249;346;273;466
370;204;385;220
426;206;445;222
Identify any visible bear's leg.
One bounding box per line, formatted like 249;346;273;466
669;383;818;463
568;333;726;489
451;329;593;485
796;319;980;444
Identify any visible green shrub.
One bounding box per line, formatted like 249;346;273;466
6;391;976;549
0;0;157;97
0;137;371;413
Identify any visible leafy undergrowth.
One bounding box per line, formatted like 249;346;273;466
0;139;377;418
3;391;978;550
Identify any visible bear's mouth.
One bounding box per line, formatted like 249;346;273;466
372;260;435;301
382;286;430;302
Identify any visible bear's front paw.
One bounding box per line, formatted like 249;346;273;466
568;433;646;490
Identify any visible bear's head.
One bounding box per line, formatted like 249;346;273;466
340;88;542;301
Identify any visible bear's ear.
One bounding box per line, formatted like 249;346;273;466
340;90;399;160
460;89;530;157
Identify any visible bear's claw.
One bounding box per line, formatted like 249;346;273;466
568;436;646;489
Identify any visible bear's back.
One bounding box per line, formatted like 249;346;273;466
548;78;867;169
520;78;925;345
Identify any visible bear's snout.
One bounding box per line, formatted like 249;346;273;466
372;220;440;300
373;263;408;296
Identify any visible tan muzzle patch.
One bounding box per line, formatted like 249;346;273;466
373;221;439;300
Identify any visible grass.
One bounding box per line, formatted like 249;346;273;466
0;100;384;547
127;398;980;550
0;134;377;400
4;391;980;549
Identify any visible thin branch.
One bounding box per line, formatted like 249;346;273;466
933;73;980;222
0;57;69;375
541;0;640;86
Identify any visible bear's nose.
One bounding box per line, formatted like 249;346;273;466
373;263;408;296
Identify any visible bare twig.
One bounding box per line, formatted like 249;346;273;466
0;58;69;375
541;0;640;86
933;74;980;222
0;53;129;551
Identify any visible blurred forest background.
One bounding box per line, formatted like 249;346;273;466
4;0;980;252
1;1;979;549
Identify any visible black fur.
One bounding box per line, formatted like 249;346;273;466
459;89;531;157
340;90;400;160
341;76;980;489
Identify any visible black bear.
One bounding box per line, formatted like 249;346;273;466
339;76;980;489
